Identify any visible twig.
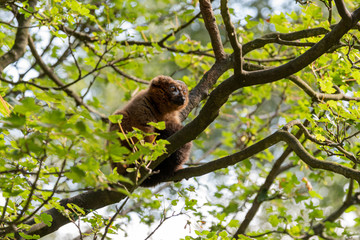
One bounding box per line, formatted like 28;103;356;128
158;12;201;45
144;212;184;240
81;71;101;98
100;197;130;240
111;66;149;84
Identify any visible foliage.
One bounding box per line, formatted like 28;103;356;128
0;0;360;239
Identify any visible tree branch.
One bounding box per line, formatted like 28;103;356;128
59;25;98;42
16;5;360;239
288;74;360;102
220;0;243;74
170;131;281;181
145;9;360;196
158;12;202;45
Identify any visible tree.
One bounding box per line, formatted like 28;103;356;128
0;0;360;239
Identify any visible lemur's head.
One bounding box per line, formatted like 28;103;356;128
149;75;189;113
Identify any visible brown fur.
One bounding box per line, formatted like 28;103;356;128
109;75;191;187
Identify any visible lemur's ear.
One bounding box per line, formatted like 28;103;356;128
175;80;187;90
150;77;161;88
150;75;173;88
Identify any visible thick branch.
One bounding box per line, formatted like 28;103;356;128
0;0;37;72
279;129;360;182
143;10;360;191
170;131;281;180
18;5;360;239
199;0;226;61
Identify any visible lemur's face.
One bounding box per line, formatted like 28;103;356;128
168;80;188;106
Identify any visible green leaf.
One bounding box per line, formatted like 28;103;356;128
309;190;323;200
345;205;357;213
40;109;66;125
268;215;279;227
39;213;53;227
75;121;88;133
14;97;41;114
319;76;336;94
245;15;258;28
147;121;166;130
67;203;86;215
219;230;228;237
109;114;123;123
18;232;40;239
3;113;26;128
65;166;86;183
184;198;197;211
314;134;325;142
228;219;240;228
171;199;178;206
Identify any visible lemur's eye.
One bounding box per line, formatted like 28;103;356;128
170;85;176;91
